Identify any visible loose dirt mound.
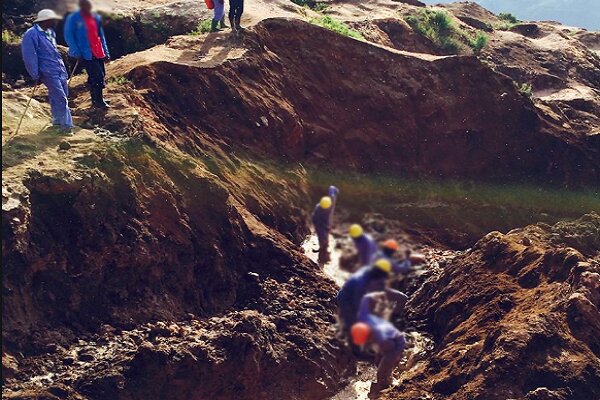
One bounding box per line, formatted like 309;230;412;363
382;213;600;400
101;18;598;186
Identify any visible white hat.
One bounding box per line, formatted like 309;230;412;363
33;9;62;23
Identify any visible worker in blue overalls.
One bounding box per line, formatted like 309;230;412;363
21;9;73;133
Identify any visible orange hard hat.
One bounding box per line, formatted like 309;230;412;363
382;239;400;252
350;322;372;346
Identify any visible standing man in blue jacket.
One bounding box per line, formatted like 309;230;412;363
21;9;74;133
64;0;110;109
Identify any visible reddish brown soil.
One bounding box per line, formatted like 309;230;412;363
382;213;600;400
102;19;598;187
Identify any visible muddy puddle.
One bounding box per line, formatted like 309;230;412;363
302;233;432;400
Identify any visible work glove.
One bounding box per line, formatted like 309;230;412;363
328;185;339;197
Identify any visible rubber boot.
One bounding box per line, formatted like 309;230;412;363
220;16;228;28
93;88;110;109
235;16;243;31
210;19;221;32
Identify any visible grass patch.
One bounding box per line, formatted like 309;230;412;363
107;75;130;85
498;12;519;24
405;9;462;53
191;19;212;35
469;31;489;54
518;82;533;98
309;16;363;39
308;168;600;244
2;30;21;45
494;13;520;31
292;0;328;11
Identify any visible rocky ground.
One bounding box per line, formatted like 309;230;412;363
3;1;600;399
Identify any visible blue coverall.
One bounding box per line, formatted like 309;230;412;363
358;292;406;390
21;25;73;129
337;266;387;331
377;252;411;275
353;233;378;266
311;185;339;250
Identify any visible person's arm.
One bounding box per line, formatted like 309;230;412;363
328;185;339;199
393;258;411;275
64;14;82;58
21;31;39;81
356;294;375;322
96;14;110;59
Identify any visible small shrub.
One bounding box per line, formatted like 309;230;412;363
518;83;533;98
2;30;21;45
405;9;464;54
431;10;453;33
107;75;130;85
309;16;363;39
190;19;212;35
440;36;460;53
469;31;489;53
292;0;328;11
498;12;518;24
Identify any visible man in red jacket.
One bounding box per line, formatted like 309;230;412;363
64;0;110;109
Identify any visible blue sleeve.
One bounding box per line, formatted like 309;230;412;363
356;295;373;322
328;185;339;198
96;15;110;58
393;259;411;275
64;14;81;58
21;31;39;80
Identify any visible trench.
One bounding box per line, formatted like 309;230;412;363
302;232;433;400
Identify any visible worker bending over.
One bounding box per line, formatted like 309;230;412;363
337;258;392;335
349;224;378;267
352;297;407;398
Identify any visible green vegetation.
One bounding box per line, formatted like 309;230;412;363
498;12;519;24
469;31;489;54
309;16;363;39
191;19;212;35
2;30;21;45
494;12;520;31
107;75;131;85
309;169;600;244
405;9;488;54
292;0;328;11
518;82;533;98
405;9;460;53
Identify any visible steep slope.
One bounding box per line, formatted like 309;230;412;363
2;88;353;399
93;19;598;186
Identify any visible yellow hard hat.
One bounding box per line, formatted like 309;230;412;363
374;258;392;273
349;224;363;238
320;196;332;209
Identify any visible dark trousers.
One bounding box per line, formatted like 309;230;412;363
83;58;106;89
229;0;244;21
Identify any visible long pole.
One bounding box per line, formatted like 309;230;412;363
6;59;81;146
7;83;40;145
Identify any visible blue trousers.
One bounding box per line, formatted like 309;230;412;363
42;75;73;129
213;0;225;21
